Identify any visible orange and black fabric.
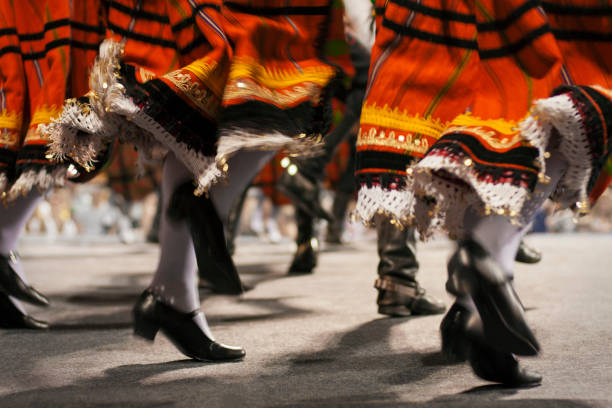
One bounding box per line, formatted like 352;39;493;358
354;0;612;234
118;0;350;154
0;0;103;199
50;0;351;195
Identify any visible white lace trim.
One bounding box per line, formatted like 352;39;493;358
529;93;592;207
354;185;414;224
354;91;595;236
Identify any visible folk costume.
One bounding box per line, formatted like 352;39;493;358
47;0;350;361
0;0;103;328
355;0;612;385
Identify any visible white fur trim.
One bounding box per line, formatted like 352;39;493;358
7;168;66;202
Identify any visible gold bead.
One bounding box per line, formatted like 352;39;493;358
463;158;473;166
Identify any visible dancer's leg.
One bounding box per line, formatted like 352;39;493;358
134;152;245;360
453;152;568;314
209;150;276;224
463;152;568;277
442;150;569;384
0;190;44;279
148;152;213;338
0;190;50;307
0;190;49;328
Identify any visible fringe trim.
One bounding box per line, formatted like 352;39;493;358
186;130;323;194
45;40;129;170
129;109;216;195
48;38;329;195
354;92;593;237
5;167;66;202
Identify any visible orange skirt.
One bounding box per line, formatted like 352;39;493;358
0;0;102;200
48;0;352;196
355;0;612;236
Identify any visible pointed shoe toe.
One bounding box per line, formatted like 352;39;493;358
0;293;49;330
206;342;246;361
468;339;542;387
0;255;50;307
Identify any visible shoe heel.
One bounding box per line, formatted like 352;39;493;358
133;314;160;341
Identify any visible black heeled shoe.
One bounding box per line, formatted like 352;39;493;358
0;252;49;307
440;301;542;387
132;291;245;362
446;239;539;356
0;293;49;329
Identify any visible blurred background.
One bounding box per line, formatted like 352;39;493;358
21;141;612;247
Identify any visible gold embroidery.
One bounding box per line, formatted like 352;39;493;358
228;57;336;90
164;70;221;118
450;114;518;136
182;58;226;98
0;110;22;131
357;126;430;155
360;104;447;139
31;105;62;126
445;114;523;149
223;78;320;107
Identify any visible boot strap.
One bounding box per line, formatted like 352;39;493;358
374;277;420;298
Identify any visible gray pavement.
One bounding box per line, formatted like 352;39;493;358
1;233;611;407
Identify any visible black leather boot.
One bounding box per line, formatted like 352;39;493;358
0;252;49;307
325;191;352;244
168;183;243;295
440;300;542;387
515;239;542;264
446;239;540;356
0;292;49;330
288;208;318;274
375;217;445;316
133;290;245;361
